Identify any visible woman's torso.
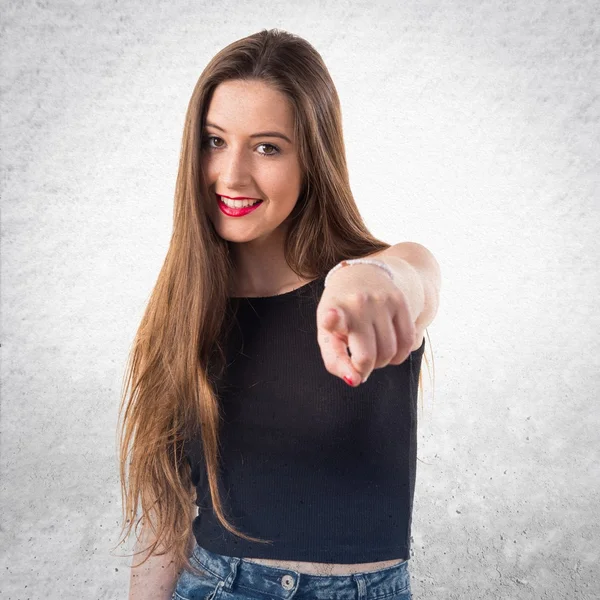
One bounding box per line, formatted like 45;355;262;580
220;275;415;575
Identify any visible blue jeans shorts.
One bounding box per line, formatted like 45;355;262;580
173;543;412;600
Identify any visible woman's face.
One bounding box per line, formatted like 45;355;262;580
201;79;303;245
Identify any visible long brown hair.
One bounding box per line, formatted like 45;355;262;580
115;28;433;577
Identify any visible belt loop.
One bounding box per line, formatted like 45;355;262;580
221;556;241;592
353;573;367;600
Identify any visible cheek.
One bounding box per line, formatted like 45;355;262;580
268;166;302;198
200;155;216;179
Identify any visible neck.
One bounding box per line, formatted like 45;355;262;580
228;231;305;297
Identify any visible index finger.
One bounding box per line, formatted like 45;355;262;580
317;308;362;385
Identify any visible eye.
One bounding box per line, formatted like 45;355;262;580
202;135;224;149
258;143;280;157
201;136;280;158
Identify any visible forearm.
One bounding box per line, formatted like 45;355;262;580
128;529;192;600
368;242;441;329
128;537;180;600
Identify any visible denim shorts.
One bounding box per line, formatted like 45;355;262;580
172;543;412;600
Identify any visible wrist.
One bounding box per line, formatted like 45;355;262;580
324;259;394;288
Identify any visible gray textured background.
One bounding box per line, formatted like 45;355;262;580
1;1;599;599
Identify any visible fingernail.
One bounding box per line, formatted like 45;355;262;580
362;375;369;383
343;375;354;386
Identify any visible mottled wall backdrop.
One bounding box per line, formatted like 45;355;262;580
1;1;598;598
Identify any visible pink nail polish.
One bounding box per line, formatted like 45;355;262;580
343;375;354;386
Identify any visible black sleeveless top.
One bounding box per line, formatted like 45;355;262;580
183;275;425;562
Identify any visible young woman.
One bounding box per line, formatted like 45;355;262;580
119;28;441;600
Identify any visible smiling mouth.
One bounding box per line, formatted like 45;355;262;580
219;194;262;201
217;195;263;208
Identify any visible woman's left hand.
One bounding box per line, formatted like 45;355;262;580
316;264;417;387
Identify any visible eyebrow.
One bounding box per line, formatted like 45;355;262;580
204;122;293;144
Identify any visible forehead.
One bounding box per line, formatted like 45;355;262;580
205;80;295;135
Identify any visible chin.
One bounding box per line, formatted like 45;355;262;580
211;224;266;244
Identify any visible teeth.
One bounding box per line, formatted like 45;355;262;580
220;196;261;208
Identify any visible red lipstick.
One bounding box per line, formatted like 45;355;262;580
217;194;263;217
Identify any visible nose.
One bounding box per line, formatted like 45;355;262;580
218;145;252;189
